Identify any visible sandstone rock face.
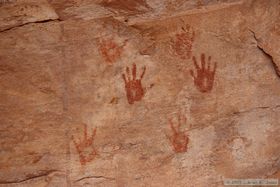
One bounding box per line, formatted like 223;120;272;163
0;0;59;32
0;0;279;186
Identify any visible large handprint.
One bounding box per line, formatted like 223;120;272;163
122;63;146;104
72;124;98;165
190;53;217;93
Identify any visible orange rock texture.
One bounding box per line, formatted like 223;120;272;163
0;0;280;186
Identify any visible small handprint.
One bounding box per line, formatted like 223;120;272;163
72;124;98;165
171;24;195;59
122;63;146;105
98;37;127;64
190;53;217;93
167;113;189;153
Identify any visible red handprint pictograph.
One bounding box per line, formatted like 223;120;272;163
167;113;189;153
98;37;127;64
171;24;195;59
72;124;98;165
190;53;217;93
122;63;146;104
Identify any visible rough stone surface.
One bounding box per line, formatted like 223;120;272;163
0;0;279;186
0;0;59;32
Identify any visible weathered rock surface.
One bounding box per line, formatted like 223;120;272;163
0;0;279;186
0;0;59;32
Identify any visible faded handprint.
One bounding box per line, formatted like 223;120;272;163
167;113;189;153
122;63;146;104
171;24;195;59
72;124;98;165
190;53;217;93
98;37;127;64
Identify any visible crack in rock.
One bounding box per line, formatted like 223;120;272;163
0;170;63;184
232;105;280;115
0;18;61;33
249;29;280;79
75;175;116;183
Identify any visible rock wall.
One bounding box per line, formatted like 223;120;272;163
0;0;279;186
